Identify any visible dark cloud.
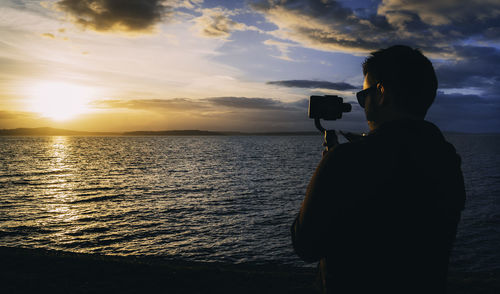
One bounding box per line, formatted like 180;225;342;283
435;46;500;92
252;1;500;102
204;97;365;132
93;98;209;111
251;1;500;133
102;93;499;133
56;0;170;33
433;93;492;106
378;0;500;35
207;96;294;110
251;0;500;56
251;0;442;54
91;96;367;132
98;97;304;112
267;80;358;91
288;98;309;109
205;97;365;131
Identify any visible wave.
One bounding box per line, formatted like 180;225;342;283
168;187;215;194
0;226;57;237
0;170;70;178
70;195;122;204
75;186;116;192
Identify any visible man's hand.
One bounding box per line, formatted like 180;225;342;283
322;130;338;156
339;130;365;142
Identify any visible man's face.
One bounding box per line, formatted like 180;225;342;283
362;74;381;127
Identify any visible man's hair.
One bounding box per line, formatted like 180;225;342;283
362;45;438;117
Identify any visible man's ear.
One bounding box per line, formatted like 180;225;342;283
376;83;390;106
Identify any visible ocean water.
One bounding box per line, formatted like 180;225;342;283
0;134;498;272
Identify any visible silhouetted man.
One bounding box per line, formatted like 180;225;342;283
291;45;465;294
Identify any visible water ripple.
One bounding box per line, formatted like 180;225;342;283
0;135;498;272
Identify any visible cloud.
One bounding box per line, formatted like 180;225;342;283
267;80;358;91
55;0;171;33
93;98;209;111
96;96;303;112
0;110;31;120
90;96;322;131
195;7;263;38
251;0;398;54
251;0;500;133
263;39;297;61
89;96;370;132
202;97;367;131
41;33;55;39
195;8;238;38
435;46;500;92
207;96;292;109
0;110;45;129
251;0;500;56
378;0;500;28
177;0;204;10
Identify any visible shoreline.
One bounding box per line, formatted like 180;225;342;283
1;246;317;293
2;247;499;293
0;127;319;136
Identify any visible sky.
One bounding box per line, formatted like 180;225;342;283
0;0;499;133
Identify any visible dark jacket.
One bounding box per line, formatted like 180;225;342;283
291;119;465;294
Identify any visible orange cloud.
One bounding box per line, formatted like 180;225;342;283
41;33;55;39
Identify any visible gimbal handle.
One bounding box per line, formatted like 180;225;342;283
314;118;366;149
315;118;338;150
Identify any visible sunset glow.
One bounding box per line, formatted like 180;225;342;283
0;0;499;132
27;82;94;121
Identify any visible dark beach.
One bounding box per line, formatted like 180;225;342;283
1;247;499;294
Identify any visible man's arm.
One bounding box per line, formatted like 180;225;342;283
291;145;347;262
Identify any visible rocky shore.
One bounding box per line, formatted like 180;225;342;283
1;247;498;293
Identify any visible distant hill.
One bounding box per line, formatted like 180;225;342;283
0;127;319;136
123;130;225;136
0;127;119;136
243;131;318;136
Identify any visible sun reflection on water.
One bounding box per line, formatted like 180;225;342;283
42;137;82;233
50;136;68;161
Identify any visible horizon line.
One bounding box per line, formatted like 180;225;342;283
0;126;322;136
0;126;498;136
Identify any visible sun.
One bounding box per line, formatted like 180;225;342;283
28;82;93;121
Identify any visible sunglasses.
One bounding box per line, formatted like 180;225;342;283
356;84;377;108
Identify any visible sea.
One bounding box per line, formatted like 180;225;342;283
0;134;499;272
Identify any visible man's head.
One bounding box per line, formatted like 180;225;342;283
358;45;438;130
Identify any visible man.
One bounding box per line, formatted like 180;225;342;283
291;45;465;294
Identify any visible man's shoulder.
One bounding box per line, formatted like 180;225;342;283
331;134;377;153
323;139;369;163
323;132;392;170
328;141;355;156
